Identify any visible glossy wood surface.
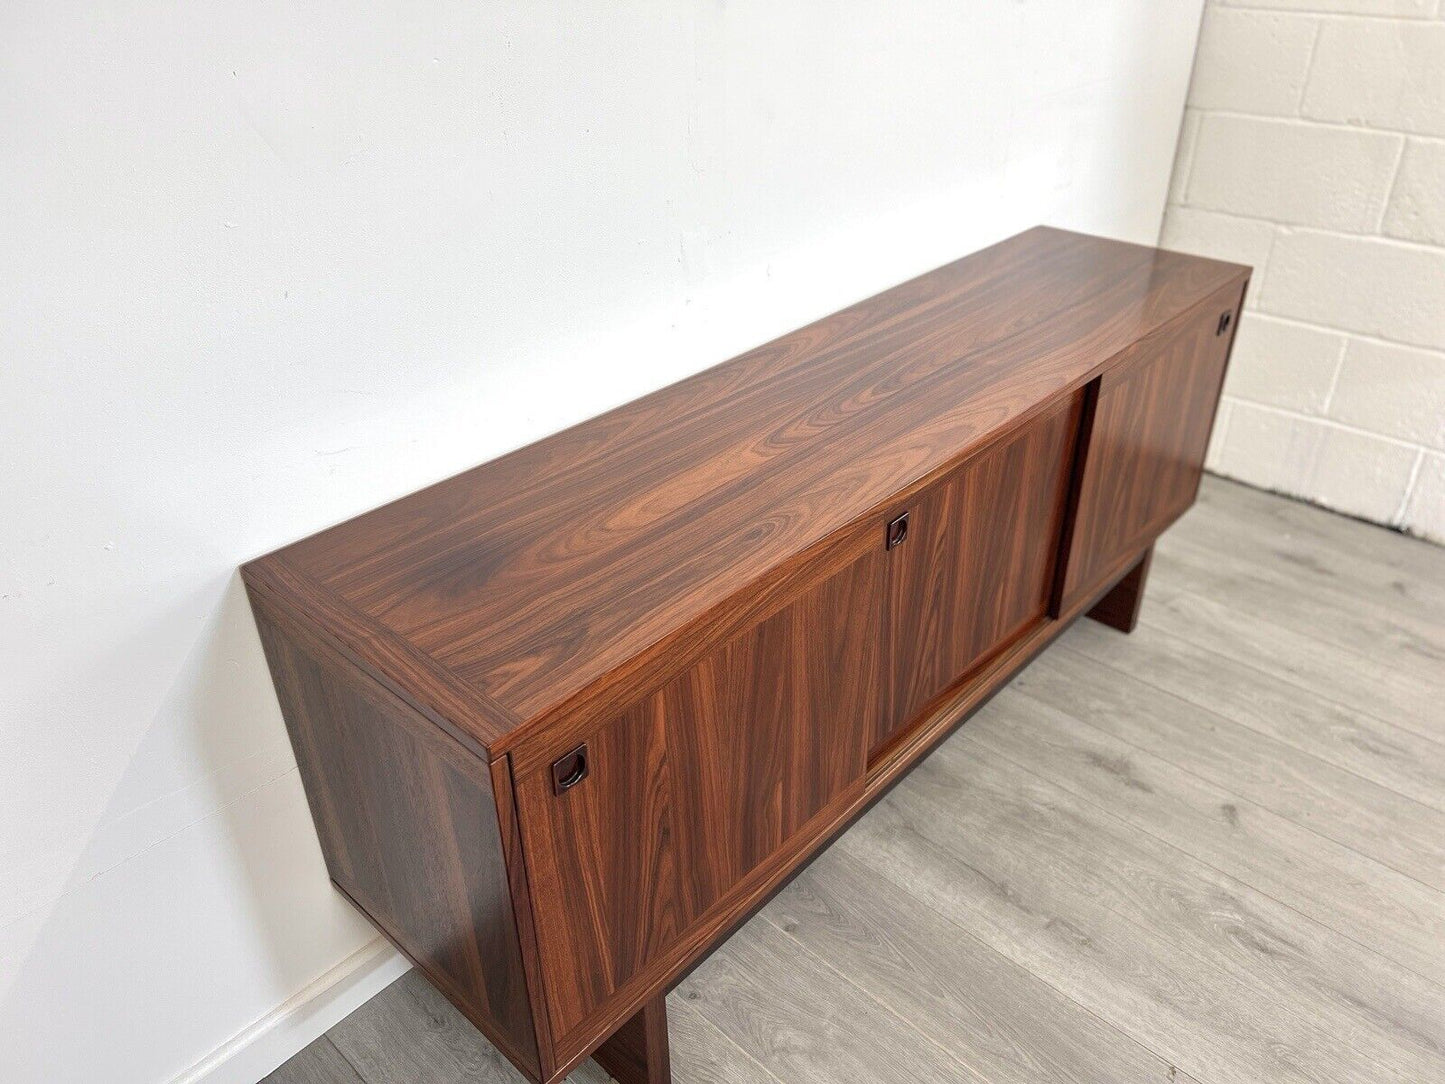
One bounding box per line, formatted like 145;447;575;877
248;591;540;1079
877;395;1079;755
244;228;1249;1084
1055;280;1244;611
514;551;884;1039
593;996;671;1084
273;480;1445;1084
252;226;1247;757
1086;544;1154;634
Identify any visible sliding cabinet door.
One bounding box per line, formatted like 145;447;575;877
1055;282;1244;614
873;396;1080;755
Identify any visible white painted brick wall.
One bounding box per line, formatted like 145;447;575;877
1162;0;1445;543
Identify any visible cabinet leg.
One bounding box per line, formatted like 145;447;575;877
1087;545;1154;633
593;994;671;1084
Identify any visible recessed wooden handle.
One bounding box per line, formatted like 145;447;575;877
1216;311;1233;336
552;744;589;794
886;512;910;549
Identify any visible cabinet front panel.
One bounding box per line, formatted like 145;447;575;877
514;550;885;1040
1057;284;1242;611
875;397;1080;754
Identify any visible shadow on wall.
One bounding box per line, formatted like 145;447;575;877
0;573;380;1083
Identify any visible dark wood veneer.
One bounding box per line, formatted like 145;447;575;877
244;227;1248;1083
247;592;540;1077
1087;545;1156;634
879;395;1079;755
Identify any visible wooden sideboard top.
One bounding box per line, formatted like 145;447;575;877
244;226;1247;758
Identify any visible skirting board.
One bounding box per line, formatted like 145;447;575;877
167;938;410;1084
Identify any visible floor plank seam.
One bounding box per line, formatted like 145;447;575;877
1054;637;1445;816
782;848;1197;1083
1140;583;1445;748
752;908;1001;1084
954;729;1445;997
1004;678;1445;898
1136;608;1445;752
837;801;1236;1083
322;1036;369;1084
672;998;790;1084
1051;640;1445;811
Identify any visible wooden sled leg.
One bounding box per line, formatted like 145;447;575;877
593;994;671;1084
1087;545;1154;634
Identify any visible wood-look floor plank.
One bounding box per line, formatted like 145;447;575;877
759;847;1181;1083
970;685;1445;981
1140;588;1445;746
327;971;612;1084
841;732;1445;1084
961;692;1445;1010
263;1038;367;1084
1060;619;1445;813
1152;534;1445;678
1016;646;1445;890
676;917;990;1084
666;1000;788;1084
1191;478;1445;601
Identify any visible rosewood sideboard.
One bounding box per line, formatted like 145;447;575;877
244;226;1249;1084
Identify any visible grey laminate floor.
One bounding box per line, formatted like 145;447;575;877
264;477;1445;1084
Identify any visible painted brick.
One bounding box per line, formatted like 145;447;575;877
1160;207;1274;307
1309;425;1420;523
1256;230;1445;351
1302;20;1445;137
1383;138;1445;246
1217;0;1435;14
1224;314;1346;413
1402;452;1445;544
1187;115;1402;232
1328;337;1445;449
1211;400;1326;498
1187;9;1318;115
1205;397;1234;471
1171;3;1445;541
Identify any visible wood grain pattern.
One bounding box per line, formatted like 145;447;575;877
251;227;1246;757
1019;643;1445;893
513;552;884;1039
593;996;670;1084
528;532;1166;1075
268;479;1444;1084
1055;281;1243;612
876;395;1078;754
243;229;1248;1084
1085;543;1153;633
956;695;1445;1074
844;736;1433;1084
248;593;541;1080
763;849;1185;1083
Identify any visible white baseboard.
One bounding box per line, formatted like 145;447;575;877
168;939;411;1084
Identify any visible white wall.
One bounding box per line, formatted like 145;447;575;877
0;3;1206;1081
1162;0;1445;542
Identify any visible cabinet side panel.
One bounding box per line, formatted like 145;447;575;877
248;592;541;1080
